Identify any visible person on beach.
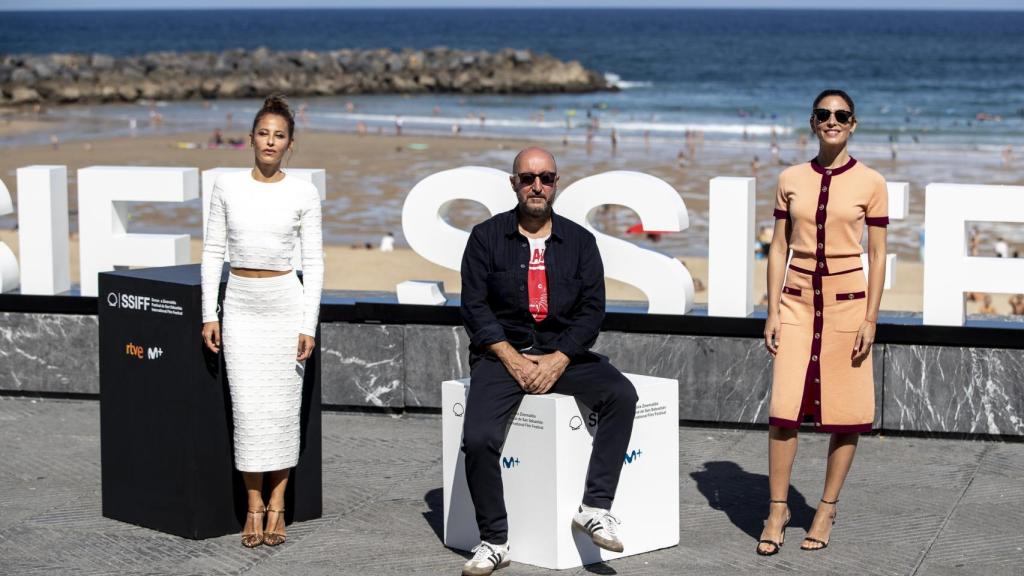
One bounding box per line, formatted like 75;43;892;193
994;237;1009;258
200;95;324;549
978;294;997;315
458;147;638;575
1009;294;1024;316
756;225;774;259
760;89;888;555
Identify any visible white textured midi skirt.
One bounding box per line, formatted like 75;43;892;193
222;271;304;472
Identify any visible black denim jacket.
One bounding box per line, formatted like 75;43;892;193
460;208;605;362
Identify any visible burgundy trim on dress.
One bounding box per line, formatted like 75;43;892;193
789;264;863;277
828;266;864;277
769;417;872;434
814;169;832;275
769;417;801;429
773;208;789;219
809;157;857;176
817;422;873;434
836;291;866;301
865;216;890;227
797;271;825;424
782;286;802;296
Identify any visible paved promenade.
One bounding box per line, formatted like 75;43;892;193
0;396;1021;576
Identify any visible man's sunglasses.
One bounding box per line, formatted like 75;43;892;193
516;171;557;186
813;108;854;125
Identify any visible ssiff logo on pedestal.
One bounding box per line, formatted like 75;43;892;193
569;413;598;430
105;291;184;316
106;292;151;311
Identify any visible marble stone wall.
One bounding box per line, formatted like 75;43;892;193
883;344;1024;436
2;312;1022;436
592;333;773;424
320;324;405;409
0;312;99;394
592;334;884;428
402;325;471;409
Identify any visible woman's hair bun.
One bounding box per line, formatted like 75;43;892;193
261;94;292;116
252;94;296;137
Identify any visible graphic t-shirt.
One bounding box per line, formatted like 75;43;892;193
527;236;550;323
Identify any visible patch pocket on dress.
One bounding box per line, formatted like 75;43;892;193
832;296;867;332
779;288;803;325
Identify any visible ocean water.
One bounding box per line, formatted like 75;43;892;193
3;8;1024;148
2;9;1023;257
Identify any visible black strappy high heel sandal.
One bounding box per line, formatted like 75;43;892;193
801;498;838;551
756;500;791;556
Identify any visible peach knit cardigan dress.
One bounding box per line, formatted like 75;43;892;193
770;157;888;433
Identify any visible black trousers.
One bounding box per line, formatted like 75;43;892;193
461;354;638;544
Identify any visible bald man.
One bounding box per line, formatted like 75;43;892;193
458;148;638;575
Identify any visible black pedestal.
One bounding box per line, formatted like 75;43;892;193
98;263;321;539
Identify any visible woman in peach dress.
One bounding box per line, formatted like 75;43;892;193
758;89;888;555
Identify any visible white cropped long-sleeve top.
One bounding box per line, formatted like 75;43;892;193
201;170;324;337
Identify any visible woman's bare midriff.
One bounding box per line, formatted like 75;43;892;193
230;268;291;278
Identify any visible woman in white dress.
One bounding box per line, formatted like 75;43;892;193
201;95;323;548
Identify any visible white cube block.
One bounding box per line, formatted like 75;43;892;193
443;373;679;569
396;280;447;305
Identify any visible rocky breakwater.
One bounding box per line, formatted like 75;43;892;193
0;47;612;105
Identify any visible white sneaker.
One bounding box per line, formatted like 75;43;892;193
462;541;510;576
572;504;624;552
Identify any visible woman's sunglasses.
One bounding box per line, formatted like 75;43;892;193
813;108;854;125
516;171;557;186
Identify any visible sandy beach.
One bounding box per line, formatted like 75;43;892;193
0;126;1020;316
4;117;1021;261
1;228;1018;316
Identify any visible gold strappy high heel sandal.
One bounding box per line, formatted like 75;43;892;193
241;508;265;548
263;507;287;546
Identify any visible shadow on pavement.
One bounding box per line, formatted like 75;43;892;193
423;487;473;560
423;487;445;542
583;562;618;574
690;460;816;539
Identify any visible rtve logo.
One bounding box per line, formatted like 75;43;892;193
125;342;164;360
501;456;521;469
623;449;643;464
106;292;151;311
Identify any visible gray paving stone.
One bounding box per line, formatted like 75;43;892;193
0;395;1022;575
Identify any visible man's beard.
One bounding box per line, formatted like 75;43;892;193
518;196;552;219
